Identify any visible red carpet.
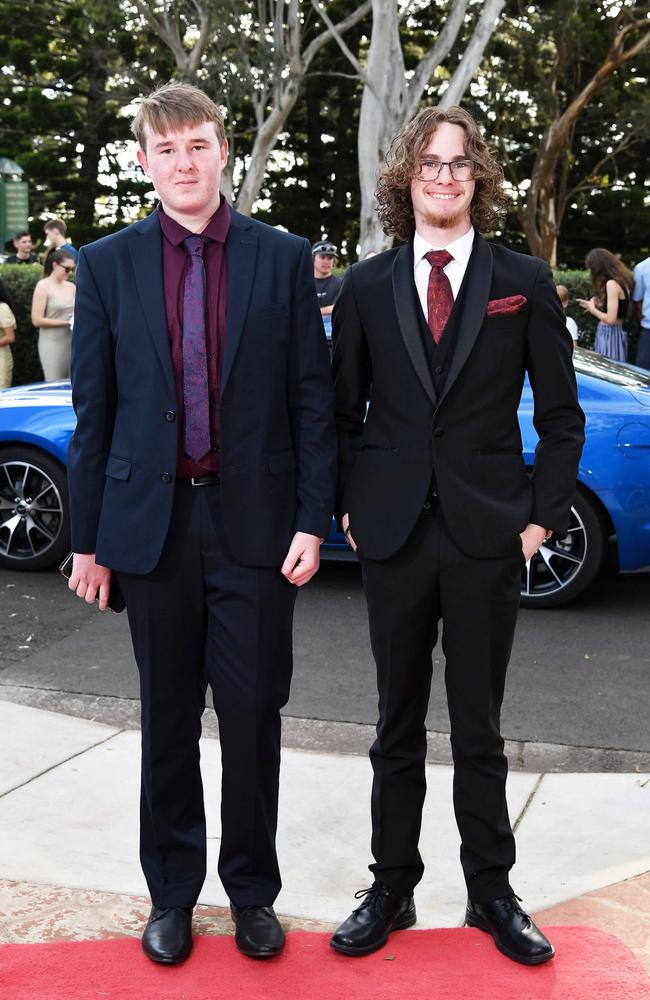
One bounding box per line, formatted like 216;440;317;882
1;928;649;1000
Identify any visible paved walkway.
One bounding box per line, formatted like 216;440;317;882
0;701;648;974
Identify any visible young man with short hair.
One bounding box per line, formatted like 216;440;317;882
68;82;335;964
312;239;342;316
6;230;37;264
43;218;77;262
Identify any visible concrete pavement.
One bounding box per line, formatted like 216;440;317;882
0;700;648;974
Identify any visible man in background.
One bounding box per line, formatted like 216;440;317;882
6;230;38;265
312;239;342;317
44;218;78;264
632;254;650;370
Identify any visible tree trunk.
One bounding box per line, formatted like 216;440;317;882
235;81;301;215
357;0;404;256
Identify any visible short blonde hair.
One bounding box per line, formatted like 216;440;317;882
131;82;226;150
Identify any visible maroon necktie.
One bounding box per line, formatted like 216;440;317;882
182;236;211;460
425;249;454;344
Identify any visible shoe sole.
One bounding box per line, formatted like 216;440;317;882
142;944;192;965
465;913;555;966
236;945;284;959
330;910;417;957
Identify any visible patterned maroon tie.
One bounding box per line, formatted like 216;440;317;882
425;249;454;344
182;236;211;460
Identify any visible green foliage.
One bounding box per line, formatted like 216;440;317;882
0;264;44;385
553;269;596;347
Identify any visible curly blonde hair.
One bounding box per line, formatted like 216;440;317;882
376;106;507;240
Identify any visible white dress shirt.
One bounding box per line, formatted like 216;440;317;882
413;227;475;320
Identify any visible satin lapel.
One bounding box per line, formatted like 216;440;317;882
127;212;175;397
221;211;258;393
438;234;493;405
392;243;437;405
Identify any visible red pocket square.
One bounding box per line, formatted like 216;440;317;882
486;294;527;317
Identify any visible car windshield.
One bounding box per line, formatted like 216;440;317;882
574;348;650;388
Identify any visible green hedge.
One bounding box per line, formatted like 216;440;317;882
552;269;596;349
0;264;44;386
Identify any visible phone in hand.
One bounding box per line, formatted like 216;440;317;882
59;552;126;613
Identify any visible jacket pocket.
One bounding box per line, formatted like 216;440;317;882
268;449;297;474
105;455;132;480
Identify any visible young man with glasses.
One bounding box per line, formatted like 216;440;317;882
331;106;584;964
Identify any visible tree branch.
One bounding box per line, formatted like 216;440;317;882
404;0;469;119
307;0;372;76
439;0;506;109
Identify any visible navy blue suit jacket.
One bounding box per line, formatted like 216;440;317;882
68;207;336;573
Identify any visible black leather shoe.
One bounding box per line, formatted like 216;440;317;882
330;884;416;956
141;905;193;964
465;894;555;965
230;905;285;958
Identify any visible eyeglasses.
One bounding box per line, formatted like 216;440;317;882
414;158;476;182
56;262;75;273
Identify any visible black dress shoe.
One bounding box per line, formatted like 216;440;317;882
230;905;285;958
141;905;193;964
330;884;416;956
465;894;555;965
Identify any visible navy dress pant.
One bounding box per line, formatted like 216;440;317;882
116;481;297;909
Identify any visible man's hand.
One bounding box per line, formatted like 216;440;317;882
341;513;357;552
281;532;322;586
69;552;112;611
519;523;551;563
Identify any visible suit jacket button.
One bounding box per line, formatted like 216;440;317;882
433;427;444;438
161;472;172;483
165;410;176;422
435;366;444;375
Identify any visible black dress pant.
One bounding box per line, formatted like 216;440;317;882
116;481;297;909
360;503;523;903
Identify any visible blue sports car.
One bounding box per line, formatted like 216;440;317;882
1;349;649;607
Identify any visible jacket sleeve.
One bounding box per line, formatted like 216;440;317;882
525;260;585;534
331;266;372;525
287;239;337;539
67;246;117;553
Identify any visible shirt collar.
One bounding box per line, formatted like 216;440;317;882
157;197;231;247
413;226;475;267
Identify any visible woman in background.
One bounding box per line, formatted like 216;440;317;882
0;279;17;389
30;248;76;381
577;248;633;362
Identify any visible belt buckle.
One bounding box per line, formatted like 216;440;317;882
190;474;219;487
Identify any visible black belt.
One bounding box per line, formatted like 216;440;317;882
179;473;221;487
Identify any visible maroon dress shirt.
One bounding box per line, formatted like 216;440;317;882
158;199;230;478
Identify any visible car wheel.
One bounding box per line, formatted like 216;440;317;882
0;447;70;571
519;489;605;609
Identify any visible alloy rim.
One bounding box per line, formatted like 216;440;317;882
520;505;587;600
0;461;64;561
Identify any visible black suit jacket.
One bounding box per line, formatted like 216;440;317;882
332;235;585;561
68;207;336;573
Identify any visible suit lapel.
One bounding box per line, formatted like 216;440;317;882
392;243;437;405
438;234;493;404
128;212;175;397
222;209;258;393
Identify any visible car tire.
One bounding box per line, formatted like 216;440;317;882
0;447;70;571
520;488;605;609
